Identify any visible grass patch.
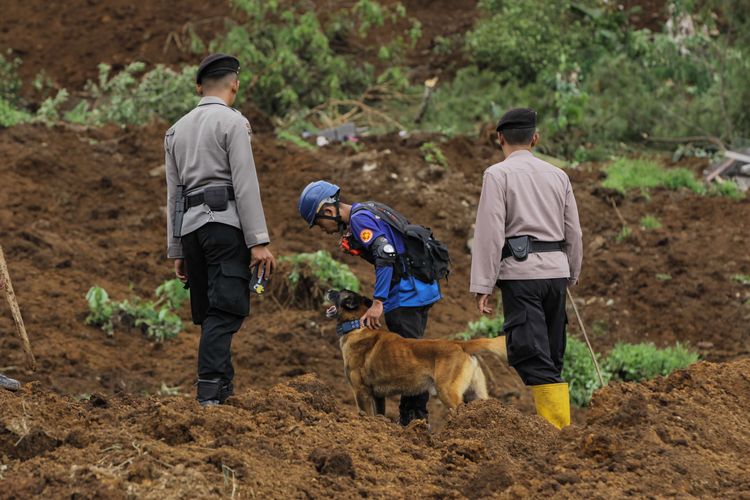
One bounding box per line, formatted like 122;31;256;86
603;158;704;194
604;342;699;382
639;215;662;230
655;273;672;281
732;274;750;286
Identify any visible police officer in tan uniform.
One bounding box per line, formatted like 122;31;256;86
165;53;275;406
470;108;583;428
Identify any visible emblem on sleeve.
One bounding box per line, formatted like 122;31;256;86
359;229;374;243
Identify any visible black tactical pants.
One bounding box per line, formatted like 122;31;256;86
385;304;432;425
182;223;250;397
498;278;568;386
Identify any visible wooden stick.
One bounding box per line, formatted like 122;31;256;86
566;288;604;387
0;245;37;371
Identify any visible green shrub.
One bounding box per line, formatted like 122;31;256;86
731;274;750;286
85;280;188;341
455;314;504;341
563;338;609;407
639;215;662;230
282;250;360;292
604;342;699;382
655;273;672;281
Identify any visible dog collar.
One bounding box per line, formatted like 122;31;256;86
336;319;361;337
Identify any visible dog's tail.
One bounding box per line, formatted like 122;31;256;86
460;336;507;362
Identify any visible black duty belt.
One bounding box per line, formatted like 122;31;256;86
186;186;235;208
501;239;564;260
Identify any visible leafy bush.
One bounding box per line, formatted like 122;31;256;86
731;274;750;286
604;342;699;382
466;0;591;84
66;63;198;126
602;158;704;194
455;314;504;341
283;250;360;292
562;338;609;408
85;279;188;341
212;0;416;118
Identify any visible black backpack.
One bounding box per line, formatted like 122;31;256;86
352;201;451;283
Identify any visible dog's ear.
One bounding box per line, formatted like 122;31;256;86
342;293;359;310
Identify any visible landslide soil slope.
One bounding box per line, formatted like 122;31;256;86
1;360;749;498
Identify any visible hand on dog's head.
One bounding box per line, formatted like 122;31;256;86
325;289;373;321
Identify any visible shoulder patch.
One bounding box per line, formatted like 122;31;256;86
359;229;374;243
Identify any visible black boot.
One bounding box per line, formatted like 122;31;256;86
0;374;20;392
196;378;222;406
219;380;234;403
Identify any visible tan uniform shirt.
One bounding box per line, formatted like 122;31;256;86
470;150;583;295
165;96;270;259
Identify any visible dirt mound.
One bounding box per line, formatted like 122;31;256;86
2;361;749;498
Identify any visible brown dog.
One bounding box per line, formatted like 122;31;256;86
325;289;507;416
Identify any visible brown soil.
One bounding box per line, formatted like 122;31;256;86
1;360;749;498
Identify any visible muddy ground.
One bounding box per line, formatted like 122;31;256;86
2;0;750;497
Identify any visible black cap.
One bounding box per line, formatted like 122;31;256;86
496;107;537;132
196;53;240;84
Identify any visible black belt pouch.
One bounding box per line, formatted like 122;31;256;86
507;235;531;261
203;186;230;211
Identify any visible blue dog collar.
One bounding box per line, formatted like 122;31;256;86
336;319;361;337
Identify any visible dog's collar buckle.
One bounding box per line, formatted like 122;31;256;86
336;319;361;337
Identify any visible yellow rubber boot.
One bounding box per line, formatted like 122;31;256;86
531;382;571;429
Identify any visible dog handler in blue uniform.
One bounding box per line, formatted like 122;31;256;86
298;181;442;425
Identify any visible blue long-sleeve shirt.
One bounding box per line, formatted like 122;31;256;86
349;204;441;313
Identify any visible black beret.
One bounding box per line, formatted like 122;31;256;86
196;53;240;84
496;107;537;132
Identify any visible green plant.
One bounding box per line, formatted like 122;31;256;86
604;342;699;382
282;250;360;292
85;281;187;342
656;273;672;281
639;215;662;230
615;225;632;243
0;50;23;104
562;338;609;407
0;97;31;127
420;141;448;168
155;279;190;310
455;314;505;341
732;274;750;286
85;286;115;334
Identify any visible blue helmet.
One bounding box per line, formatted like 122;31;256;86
298;180;341;227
